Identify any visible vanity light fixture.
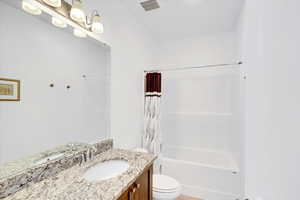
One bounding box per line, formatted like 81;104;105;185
70;0;85;23
90;11;104;34
42;0;61;8
22;0;42;15
20;0;105;43
52;16;67;28
73;28;87;38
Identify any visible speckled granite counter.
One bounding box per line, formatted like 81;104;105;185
3;149;156;200
0;143;89;181
0;139;113;199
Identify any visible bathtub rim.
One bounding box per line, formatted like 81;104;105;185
162;145;240;172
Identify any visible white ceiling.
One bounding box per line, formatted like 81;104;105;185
120;0;245;41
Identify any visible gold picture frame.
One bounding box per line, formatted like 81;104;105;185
0;78;20;101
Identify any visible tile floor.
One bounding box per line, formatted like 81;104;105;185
177;195;202;200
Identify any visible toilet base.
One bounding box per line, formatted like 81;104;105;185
153;188;181;200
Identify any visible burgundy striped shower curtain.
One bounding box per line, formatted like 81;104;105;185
143;72;162;155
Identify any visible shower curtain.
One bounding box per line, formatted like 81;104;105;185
143;72;162;156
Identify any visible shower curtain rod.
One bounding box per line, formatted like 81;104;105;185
144;61;243;73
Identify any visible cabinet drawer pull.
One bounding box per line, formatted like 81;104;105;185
132;188;137;193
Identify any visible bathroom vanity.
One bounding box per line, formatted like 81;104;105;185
1;139;156;200
118;165;153;200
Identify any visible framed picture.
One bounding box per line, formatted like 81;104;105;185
0;78;20;101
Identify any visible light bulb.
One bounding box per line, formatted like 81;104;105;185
42;0;61;8
52;17;67;28
73;28;87;38
22;0;42;15
70;0;85;22
91;14;104;34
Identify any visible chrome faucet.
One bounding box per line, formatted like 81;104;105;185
79;147;97;166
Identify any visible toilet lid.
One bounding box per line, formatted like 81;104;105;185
153;174;180;192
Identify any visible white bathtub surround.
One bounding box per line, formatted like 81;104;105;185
162;146;243;200
163;145;239;172
143;73;162;156
158;67;244;199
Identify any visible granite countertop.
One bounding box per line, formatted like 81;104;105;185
3;149;156;200
0;143;89;181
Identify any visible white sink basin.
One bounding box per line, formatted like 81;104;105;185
34;152;65;165
83;160;130;182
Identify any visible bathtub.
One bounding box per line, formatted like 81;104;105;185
161;145;244;200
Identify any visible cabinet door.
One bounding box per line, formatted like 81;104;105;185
134;166;153;200
117;165;153;200
119;186;134;200
118;189;129;200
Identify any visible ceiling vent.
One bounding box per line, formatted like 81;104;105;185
140;0;160;11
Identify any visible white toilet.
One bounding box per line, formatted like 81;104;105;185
133;148;182;200
153;174;181;200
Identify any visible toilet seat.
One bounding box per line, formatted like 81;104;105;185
153;182;181;200
153;174;181;200
153;174;180;191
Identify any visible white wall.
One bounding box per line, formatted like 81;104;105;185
238;0;300;199
157;32;238;68
83;0;159;149
0;2;110;164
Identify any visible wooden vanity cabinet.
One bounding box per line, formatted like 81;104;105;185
118;165;153;200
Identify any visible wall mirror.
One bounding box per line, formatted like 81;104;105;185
0;0;111;177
